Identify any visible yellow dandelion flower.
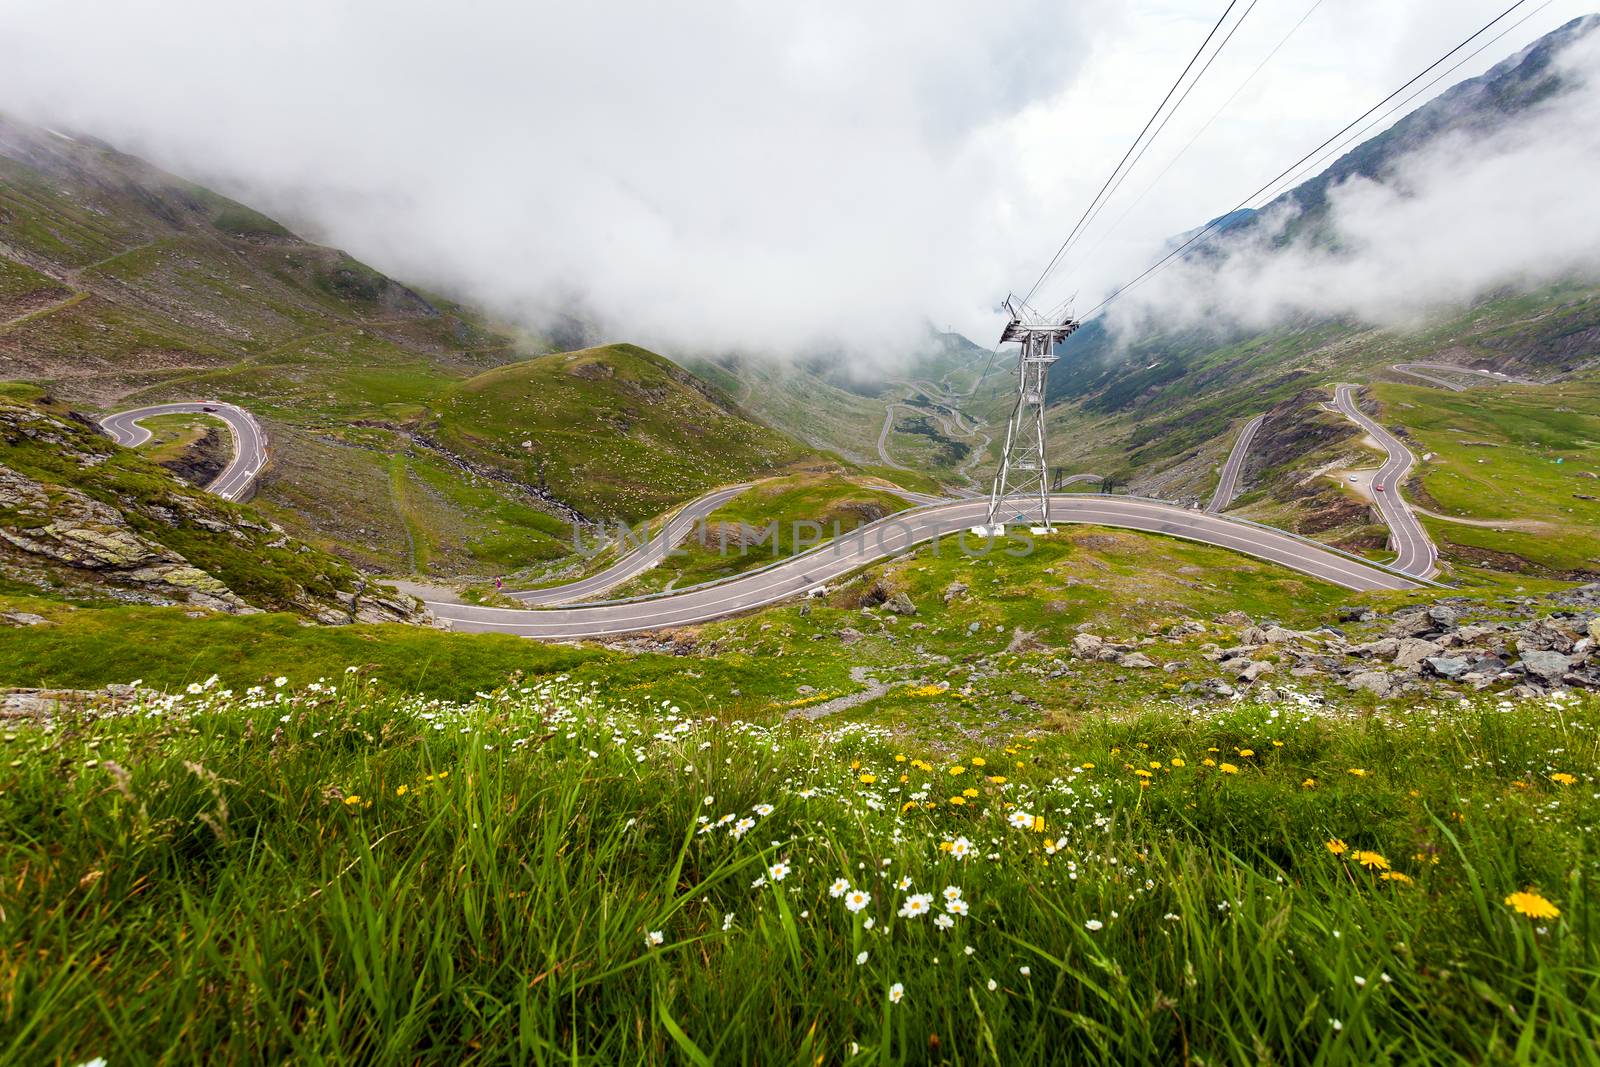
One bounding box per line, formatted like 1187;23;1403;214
1219;763;1239;774
987;775;1008;784
1272;740;1284;748
859;773;877;784
395;785;408;797
1237;749;1255;758
1081;762;1096;770
962;787;979;798
901;800;918;813
1504;890;1559;919
1354;851;1390;871
1347;768;1368;778
971;757;987;767
899;774;909;783
850;760;861;770
1202;758;1216;767
894;754;907;763
1148;760;1162;769
1325;838;1348;856
948;765;966;776
1551;772;1577;786
1380;871;1413;884
343;795;362;806
1033;815;1045;833
1134;769;1153;779
949;796;967;807
1170;758;1185;767
1302;777;1318;789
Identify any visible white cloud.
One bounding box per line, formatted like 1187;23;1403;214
0;0;1595;359
1102;20;1600;337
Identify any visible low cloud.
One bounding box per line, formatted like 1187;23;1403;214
0;0;1113;359
1102;23;1600;340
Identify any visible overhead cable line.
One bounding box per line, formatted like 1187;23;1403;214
1049;0;1268;287
1080;0;1538;319
1021;0;1245;305
1056;0;1327;297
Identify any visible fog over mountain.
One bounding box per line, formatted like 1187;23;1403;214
1101;15;1600;339
2;1;1596;359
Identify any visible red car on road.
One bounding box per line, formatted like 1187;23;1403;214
1375;483;1385;492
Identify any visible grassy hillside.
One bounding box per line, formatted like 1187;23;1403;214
5;673;1595;1062
0;391;419;620
0;117;822;578
611;472;916;596
435;344;814;522
1373;378;1600;577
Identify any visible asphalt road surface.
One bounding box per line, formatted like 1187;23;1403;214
1332;384;1437;578
430;493;1421;638
99;402;266;502
1207;413;1265;513
1391;363;1526;392
511;483;753;605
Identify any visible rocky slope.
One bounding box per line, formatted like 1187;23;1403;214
0;392;426;623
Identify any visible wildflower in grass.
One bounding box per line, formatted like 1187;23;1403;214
768;862;790;882
1163;913;1180;921
343;795;362;807
962;787;979;798
947;898;969;916
1084;919;1103;931
1331;1019;1343;1032
1325;838;1348;856
645;930;664;947
857;773;877;785
1202;758;1216;767
1080;762;1095;769
732;817;755;838
753;803;774;816
394;785;408;797
1380;871;1413;885
829;878;851;898
1550;772;1577;785
1504;890;1560;919
273;676;287;688
987;775;1008;784
987;978;998;991
935;913;955;930
1237;749;1254;758
1354;976;1367;987
1133;769;1152;779
1007;811;1034;830
948;765;966;776
1019;966;1031;977
1219;763;1239;775
1348;768;1368;777
949;796;967;806
1171;758;1185;767
949;836;974;860
845;889;871;913
896;876;913;890
856;951;869;964
723;913;734;931
899;894;933;919
1303;778;1318;789
1354;851;1390;871
943;885;963;903
888;983;904;1004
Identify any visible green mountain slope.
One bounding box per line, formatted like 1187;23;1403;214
0;387;422;620
436;343;814;522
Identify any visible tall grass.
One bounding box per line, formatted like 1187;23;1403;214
2;678;1597;1064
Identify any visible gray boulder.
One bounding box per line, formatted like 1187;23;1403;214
1394;637;1442;670
884;592;918;616
1347;671;1395;698
1520;650;1573;683
1118;652;1156;669
1423;656;1471;679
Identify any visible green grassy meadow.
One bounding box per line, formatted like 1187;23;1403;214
1371;379;1600;576
614;473;914;596
3;676;1596;1064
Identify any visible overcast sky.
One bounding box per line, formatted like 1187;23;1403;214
2;0;1596;358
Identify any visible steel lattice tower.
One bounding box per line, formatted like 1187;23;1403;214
983;297;1081;533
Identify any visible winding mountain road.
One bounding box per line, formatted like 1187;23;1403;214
1391;362;1527;391
1331;385;1437;578
99;402;266;502
1208;413;1265;513
430;494;1420;637
101;397;1427;639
